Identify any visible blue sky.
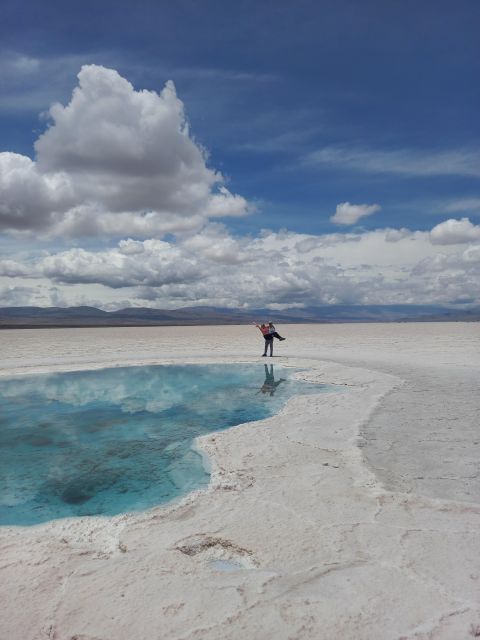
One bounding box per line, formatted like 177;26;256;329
0;0;479;309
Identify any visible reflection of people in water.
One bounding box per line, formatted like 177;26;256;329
258;364;286;396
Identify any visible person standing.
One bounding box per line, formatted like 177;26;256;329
253;323;275;356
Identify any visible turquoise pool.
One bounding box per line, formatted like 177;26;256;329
0;363;328;525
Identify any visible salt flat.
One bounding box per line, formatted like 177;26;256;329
0;323;479;640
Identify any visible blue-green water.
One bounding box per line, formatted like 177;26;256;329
0;363;328;525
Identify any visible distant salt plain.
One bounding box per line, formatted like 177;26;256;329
0;322;479;640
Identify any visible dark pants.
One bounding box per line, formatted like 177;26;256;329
263;336;273;356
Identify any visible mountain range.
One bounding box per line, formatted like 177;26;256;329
0;304;479;328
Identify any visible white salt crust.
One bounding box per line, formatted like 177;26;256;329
0;322;479;640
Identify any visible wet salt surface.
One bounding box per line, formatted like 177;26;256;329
0;363;328;525
360;366;480;503
209;559;245;572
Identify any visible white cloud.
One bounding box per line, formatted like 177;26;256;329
3;221;479;309
0;259;31;277
0;65;249;237
0;152;75;231
0;53;40;77
306;146;480;178
40;240;201;289
1;65;479;311
0;283;67;307
384;228;412;242
330;201;381;225
430;218;480;245
443;198;480;215
463;245;480;263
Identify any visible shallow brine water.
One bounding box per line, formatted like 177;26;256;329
0;363;327;525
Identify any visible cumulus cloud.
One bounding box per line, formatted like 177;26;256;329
330;202;381;225
4;220;480;308
1;65;479;311
463;244;480;263
0;65;249;237
430;218;480;245
0;259;32;277
0;152;75;230
40;240;202;289
384;228;412;242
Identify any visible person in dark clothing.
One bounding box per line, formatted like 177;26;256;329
268;322;286;341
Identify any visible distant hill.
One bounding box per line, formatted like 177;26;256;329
0;304;479;328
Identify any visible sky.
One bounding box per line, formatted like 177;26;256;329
0;0;479;310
